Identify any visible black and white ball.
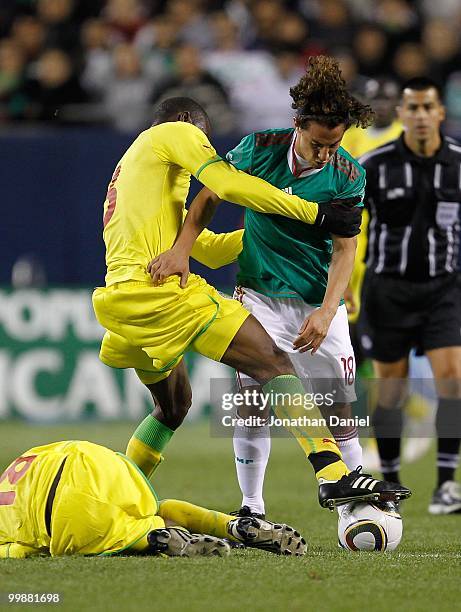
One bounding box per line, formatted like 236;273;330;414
338;502;403;551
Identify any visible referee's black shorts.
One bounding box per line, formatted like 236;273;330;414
358;272;461;363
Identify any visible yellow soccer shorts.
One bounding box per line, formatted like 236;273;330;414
92;274;250;384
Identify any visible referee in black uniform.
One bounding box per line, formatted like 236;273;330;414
359;77;461;514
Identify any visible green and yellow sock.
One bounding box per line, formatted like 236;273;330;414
263;375;348;481
126;415;174;478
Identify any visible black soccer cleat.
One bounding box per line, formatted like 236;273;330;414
318;466;412;511
229;505;266;520
228;516;307;556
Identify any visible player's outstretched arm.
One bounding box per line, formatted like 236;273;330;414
293;235;358;354
198;161;320;224
199;163;363;237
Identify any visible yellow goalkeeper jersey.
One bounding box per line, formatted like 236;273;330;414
102;121;317;287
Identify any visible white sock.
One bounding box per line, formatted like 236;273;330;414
233;423;271;515
336;429;363;472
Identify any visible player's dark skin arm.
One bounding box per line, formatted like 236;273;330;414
293;235;358;354
148;187;221;287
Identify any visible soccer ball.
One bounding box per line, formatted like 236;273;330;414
338;502;403;551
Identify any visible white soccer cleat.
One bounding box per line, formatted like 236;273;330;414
147;528;231;557
228;517;307;556
428;481;461;515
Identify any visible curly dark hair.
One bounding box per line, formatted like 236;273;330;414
290;56;374;129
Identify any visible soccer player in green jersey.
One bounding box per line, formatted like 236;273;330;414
225;57;369;516
149;58;411;513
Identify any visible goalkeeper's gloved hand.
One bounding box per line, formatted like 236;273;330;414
314;196;362;237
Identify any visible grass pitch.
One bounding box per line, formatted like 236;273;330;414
0;421;460;612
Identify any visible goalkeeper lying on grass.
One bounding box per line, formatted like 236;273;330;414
0;440;306;558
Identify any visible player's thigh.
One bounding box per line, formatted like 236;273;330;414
238;287;296;350
218;314;294;384
290;305;356;404
191;290;294;383
423;281;461;396
232;288;298;391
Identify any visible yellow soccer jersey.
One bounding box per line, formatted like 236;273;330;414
341;120;403;322
102;121;318;287
103;122;223;286
0;441;74;555
0;441;162;558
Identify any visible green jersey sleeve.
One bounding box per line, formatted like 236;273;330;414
226;133;256;173
335;165;366;207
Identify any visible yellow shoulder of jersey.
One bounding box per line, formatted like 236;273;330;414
148;121;222;177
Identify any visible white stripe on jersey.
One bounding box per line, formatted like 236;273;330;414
428;228;436;276
399;226;412;275
366;201;377;268
434;163;442;189
448;143;461;154
358;143;396;165
375;223;387;273
446;225;454;273
378;164;387;189
404;162;413;188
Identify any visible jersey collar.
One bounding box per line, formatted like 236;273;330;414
396;133;453;165
287;132;324;178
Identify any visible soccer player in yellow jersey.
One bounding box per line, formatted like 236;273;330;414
0;440;306;558
93;96;409;509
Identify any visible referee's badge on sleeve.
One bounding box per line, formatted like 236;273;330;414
436;201;460;229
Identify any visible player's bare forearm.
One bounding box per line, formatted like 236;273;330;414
175;188;222;256
322;235;357;314
293;235;357;354
147;188;223;286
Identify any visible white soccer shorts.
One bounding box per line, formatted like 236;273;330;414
235;287;356;404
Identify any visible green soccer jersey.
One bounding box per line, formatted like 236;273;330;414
226;128;365;306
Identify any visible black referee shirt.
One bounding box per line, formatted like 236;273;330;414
359;134;461;282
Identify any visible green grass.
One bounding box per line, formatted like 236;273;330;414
0;422;460;612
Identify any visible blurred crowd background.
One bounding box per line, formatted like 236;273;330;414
1;0;461;135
